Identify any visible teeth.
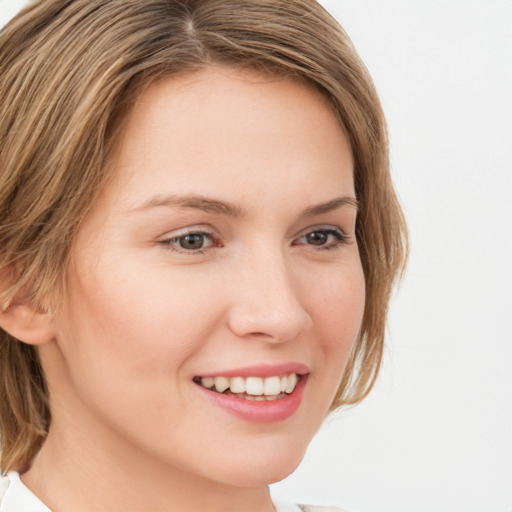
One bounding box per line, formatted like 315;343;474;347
233;392;285;401
230;377;245;394
246;377;264;395
200;373;301;397
264;376;282;396
285;373;298;394
214;376;229;393
202;377;215;389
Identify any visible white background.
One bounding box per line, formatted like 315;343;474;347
1;1;511;511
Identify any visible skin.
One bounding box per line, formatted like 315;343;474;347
20;67;365;512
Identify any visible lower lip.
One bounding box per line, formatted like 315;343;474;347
195;376;307;423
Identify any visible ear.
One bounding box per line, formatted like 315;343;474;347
0;302;56;346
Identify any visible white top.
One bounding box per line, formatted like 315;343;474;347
0;472;346;512
0;472;51;512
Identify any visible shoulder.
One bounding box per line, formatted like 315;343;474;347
0;472;10;504
299;506;349;512
0;471;52;511
274;501;349;512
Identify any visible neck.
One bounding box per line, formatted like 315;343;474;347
21;419;275;512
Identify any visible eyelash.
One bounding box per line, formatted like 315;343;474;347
158;230;218;255
293;227;348;251
158;227;349;255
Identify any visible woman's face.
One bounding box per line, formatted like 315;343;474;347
45;67;365;486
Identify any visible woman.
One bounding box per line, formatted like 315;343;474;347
0;1;407;511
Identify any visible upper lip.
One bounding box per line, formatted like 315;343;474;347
196;362;309;378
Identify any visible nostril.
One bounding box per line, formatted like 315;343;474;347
249;331;273;337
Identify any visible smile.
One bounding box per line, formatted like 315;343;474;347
194;374;300;401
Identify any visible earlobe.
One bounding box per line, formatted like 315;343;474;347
0;302;56;346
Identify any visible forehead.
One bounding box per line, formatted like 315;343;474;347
100;66;354;214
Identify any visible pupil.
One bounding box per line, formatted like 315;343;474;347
307;231;327;245
180;234;204;250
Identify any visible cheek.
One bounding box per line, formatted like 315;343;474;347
284;262;365;433
66;252;222;355
309;263;366;351
304;261;365;405
50;256;226;434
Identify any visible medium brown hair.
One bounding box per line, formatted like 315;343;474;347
0;0;407;472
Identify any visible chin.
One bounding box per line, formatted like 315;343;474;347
215;446;306;488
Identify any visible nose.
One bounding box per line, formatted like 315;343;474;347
226;250;312;343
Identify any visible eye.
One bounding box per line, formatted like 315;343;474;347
176;233;210;250
159;231;216;253
294;227;347;250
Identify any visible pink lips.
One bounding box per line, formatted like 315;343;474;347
198;362;309;379
194;363;309;423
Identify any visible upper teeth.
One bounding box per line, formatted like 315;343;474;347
199;374;299;396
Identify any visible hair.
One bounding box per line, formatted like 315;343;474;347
0;0;407;472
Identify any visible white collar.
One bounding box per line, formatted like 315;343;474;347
0;471;52;512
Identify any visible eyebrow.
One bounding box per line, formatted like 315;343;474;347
301;196;359;217
127;194;244;217
126;193;358;218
